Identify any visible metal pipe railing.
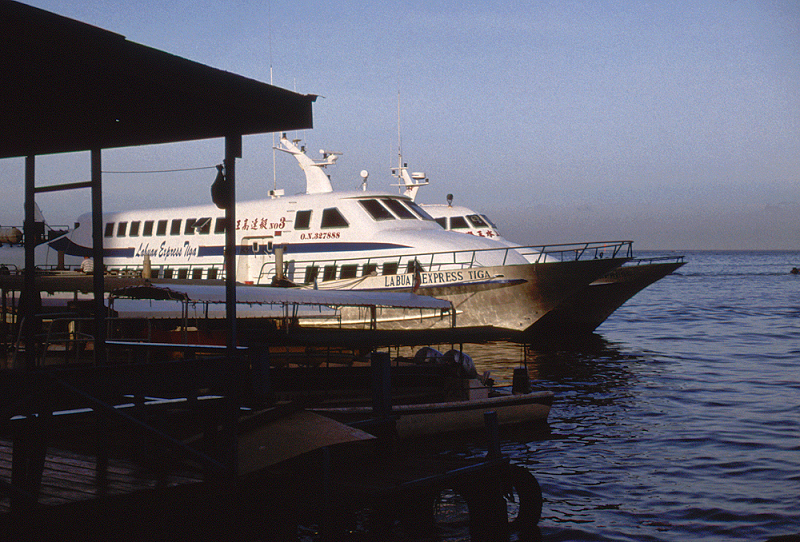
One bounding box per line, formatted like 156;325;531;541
252;240;634;285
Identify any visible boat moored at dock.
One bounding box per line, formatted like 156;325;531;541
48;135;629;337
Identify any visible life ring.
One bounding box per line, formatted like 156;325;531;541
506;465;543;530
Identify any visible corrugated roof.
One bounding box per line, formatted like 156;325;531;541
0;1;315;158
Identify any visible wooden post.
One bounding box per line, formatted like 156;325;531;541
484;411;502;461
371;351;392;417
249;346;273;406
10;411;50;521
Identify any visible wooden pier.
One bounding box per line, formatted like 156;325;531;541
0;404;541;541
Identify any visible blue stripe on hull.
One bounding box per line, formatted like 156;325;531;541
48;237;129;257
50;238;410;260
191;242;408;257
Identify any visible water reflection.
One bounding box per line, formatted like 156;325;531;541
403;337;657;542
458;337;642;397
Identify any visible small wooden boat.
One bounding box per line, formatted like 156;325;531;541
310;383;553;439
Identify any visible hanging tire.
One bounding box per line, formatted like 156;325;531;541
507;465;543;530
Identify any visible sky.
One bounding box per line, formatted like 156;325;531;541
3;0;799;250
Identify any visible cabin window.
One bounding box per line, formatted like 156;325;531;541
435;217;447;229
340;264;358;279
177;269;188;280
192;268;203;280
323;265;338;281
406;260;424;274
143;221;154;236
467;214;489;228
295;210;312;230
382;262;398;275
406;201;435;220
156;220;168;236
129;221;140;237
104;223;115;237
363;263;378;276
304;265;319;284
170;219;182;235
208;268;218;280
450;216;469;230
381;198;416;219
116;222;127;237
184;218;197;235
163;268;173;279
214;218;226;234
321;208;348;228
196;218;212;234
359;199;394;221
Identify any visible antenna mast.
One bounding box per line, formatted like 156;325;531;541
397;91;403;184
268;0;277;193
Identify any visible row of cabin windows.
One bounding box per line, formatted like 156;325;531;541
105;217;225;238
434;214;493;231
104;197;433;239
106;209;350;239
302;260;419;284
357;198;430;222
294;198;433;230
294;208;348;230
113;267;220;280
116;261;412;283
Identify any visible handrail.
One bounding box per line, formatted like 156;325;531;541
628;255;685;266
254;240;634;285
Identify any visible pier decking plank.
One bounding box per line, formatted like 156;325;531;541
0;439;203;512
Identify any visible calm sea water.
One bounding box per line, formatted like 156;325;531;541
436;251;800;542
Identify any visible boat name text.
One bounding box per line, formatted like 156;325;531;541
384;269;492;287
236;216;287;231
135;241;197;260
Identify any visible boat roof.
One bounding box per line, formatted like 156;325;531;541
109;283;453;310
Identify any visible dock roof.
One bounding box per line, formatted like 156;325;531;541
0;1;315;158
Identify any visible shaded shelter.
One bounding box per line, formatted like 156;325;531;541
1;1;314;158
0;0;315;367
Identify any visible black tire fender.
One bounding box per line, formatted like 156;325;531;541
507;464;543;529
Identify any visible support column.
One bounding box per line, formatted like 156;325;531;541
91;148;106;366
22;156;36;371
224;135;240;353
222;134;241;477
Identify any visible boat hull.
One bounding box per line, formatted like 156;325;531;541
311;390;554;439
530;260;686;335
312;257;628;336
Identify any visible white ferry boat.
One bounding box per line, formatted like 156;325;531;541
395;164;685;334
49;135;628;336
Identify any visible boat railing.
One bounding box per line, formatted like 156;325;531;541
626;255;685;266
253;240;633;285
511;240;633;263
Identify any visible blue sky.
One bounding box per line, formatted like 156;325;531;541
3;0;799;250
